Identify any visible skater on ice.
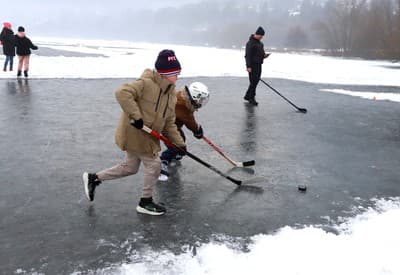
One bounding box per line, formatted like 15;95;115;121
159;81;210;181
83;49;186;216
244;26;270;106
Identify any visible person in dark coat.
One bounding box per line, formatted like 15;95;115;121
244;26;270;106
0;22;16;72
14;26;38;78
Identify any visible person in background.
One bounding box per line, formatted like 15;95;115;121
0;22;16;72
159;82;210;181
14;26;38;78
82;49;186;216
244;26;270;106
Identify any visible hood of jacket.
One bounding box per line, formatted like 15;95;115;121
176;86;196;113
249;34;261;42
140;69;173;94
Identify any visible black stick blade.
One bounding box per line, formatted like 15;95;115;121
298;108;307;113
228;176;242;185
241;176;266;185
242;160;256;167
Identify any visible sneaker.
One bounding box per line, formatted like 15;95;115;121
17;71;22;77
158;160;169;181
158;173;169;181
24;70;28;78
136;197;166;215
82;172;101;201
175;154;183;161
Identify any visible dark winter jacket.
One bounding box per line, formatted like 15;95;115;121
0;28;16;56
245;35;265;68
14;35;38;56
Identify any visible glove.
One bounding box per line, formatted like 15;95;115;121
130;118;144;129
193;125;203;139
177;145;187;155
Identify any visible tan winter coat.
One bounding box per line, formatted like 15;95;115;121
114;69;185;156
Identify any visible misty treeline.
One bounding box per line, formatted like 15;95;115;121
138;0;400;59
308;0;400;59
30;0;399;59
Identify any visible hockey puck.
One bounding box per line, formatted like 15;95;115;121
298;185;307;192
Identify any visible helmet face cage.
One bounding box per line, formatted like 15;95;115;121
188;82;210;109
195;92;209;108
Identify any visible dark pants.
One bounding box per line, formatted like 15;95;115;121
160;128;186;164
245;63;262;99
160;147;180;164
3;55;14;70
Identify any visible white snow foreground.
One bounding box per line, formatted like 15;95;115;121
77;198;400;275
1;36;400;89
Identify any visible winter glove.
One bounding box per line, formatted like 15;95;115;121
130;118;144;129
193;125;203;139
177;145;187;155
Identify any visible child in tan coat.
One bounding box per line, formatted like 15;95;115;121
83;50;186;216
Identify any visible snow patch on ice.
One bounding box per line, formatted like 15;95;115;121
320;89;400;103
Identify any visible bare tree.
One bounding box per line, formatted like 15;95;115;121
286;25;309;48
355;0;399;58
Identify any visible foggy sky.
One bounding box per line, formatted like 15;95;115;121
3;0;203;38
5;0;202;17
2;0;328;46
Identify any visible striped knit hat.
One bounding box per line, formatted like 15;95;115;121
155;49;181;76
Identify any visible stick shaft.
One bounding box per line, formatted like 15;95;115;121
260;79;303;111
202;136;238;166
142;126;241;185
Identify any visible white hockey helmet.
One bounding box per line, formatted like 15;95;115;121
187;82;210;108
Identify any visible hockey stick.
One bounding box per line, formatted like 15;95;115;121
202;136;255;167
260;79;307;113
142;126;242;185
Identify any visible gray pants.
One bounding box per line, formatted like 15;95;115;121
96;151;161;198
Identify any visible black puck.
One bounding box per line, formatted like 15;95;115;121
298;185;307;192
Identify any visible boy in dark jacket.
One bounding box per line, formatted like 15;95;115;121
244;26;270;106
14;26;38;78
0;22;15;72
